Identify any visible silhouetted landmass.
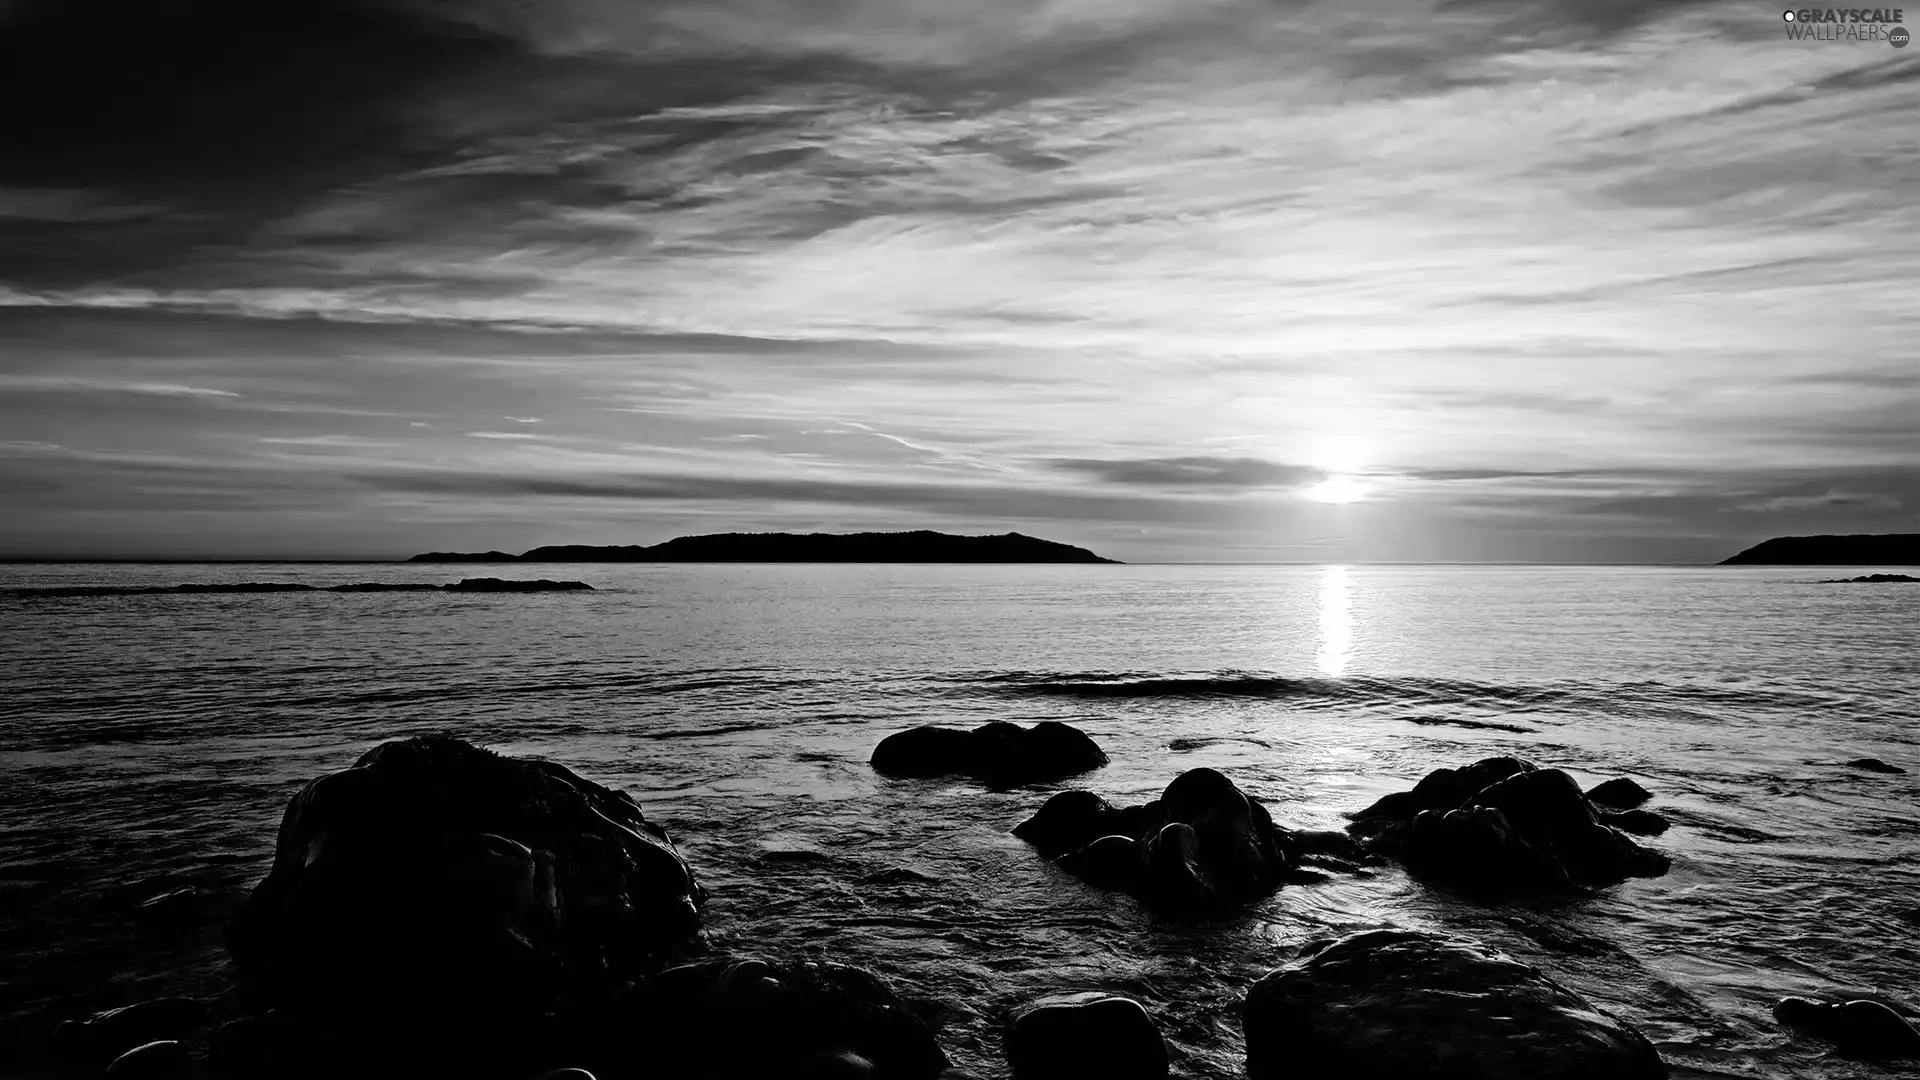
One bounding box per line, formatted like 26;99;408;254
410;530;1120;564
1819;574;1919;584
408;550;519;563
6;578;593;598
1720;534;1920;565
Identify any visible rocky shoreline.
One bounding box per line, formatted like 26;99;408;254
33;731;1920;1079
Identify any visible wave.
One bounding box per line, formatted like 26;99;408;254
953;670;1575;707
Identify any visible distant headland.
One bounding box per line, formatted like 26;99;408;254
410;530;1121;564
1719;534;1919;566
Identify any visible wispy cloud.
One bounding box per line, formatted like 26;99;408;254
0;0;1913;559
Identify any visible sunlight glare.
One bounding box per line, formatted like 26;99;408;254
1317;564;1352;677
1304;475;1366;503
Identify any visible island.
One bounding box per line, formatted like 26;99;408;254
1718;534;1919;566
409;530;1121;564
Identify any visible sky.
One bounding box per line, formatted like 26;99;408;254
0;0;1915;562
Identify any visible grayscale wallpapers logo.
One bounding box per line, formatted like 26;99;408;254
1782;7;1909;45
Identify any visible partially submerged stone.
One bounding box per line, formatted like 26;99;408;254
1774;996;1920;1059
1006;992;1168;1079
1014;768;1340;911
1349;758;1669;893
1243;929;1668;1079
871;721;1107;785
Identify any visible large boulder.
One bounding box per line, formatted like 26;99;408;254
1349;758;1669;893
1774;997;1920;1059
52;998;209;1064
1243;929;1668;1079
1014;768;1321;910
871;721;1107;785
595;956;951;1079
1005;992;1168;1079
226;736;705;1072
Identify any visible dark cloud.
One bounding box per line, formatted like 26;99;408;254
1046;456;1320;489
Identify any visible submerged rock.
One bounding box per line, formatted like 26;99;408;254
1774;997;1920;1059
1843;757;1906;774
1349;758;1669;893
1014;768;1335;910
871;721;1107;785
1006;992;1168;1079
1586;776;1653;809
1603;808;1671;836
227;736;705;1073
1242;929;1668;1079
589;956;950;1079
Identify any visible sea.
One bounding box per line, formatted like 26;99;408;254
1;563;1915;1079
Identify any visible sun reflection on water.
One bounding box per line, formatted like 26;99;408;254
1317;564;1353;677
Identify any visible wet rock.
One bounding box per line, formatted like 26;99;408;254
1350;756;1537;827
1159;768;1289;894
53;998;210;1061
104;1040;193;1079
1018;769;1318;910
1602;808;1671;836
1006;992;1168;1079
1586;776;1654;809
603;956;949;1079
1286;829;1370;862
1012;791;1124;856
1056;834;1148;890
1844;757;1906;774
870;721;1107;785
443;577;594;591
1243;929;1668;1079
227;736;705;1069
1349;758;1669;893
1774;997;1920;1059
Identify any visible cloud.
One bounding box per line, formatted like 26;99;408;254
1048;456;1320;489
1733;491;1903;513
1;0;1914;560
0;375;239;398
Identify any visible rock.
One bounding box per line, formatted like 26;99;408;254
53;998;210;1061
1349;758;1668;893
1586;777;1653;809
869;726;978;779
1243;929;1668;1079
1287;829;1370;862
1056;834;1147;890
444;577;594;591
105;1040;193;1079
603;956;949;1079
1774;997;1920;1059
1017;769;1310;910
1159;768;1287;894
1006;993;1168;1079
1349;756;1538;828
227;736;705;1069
1844;757;1906;774
870;721;1107;785
1602;809;1670;836
1012;791;1123;856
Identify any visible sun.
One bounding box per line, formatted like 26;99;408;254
1304;474;1366;504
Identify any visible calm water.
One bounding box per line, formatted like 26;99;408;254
2;564;1916;1078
